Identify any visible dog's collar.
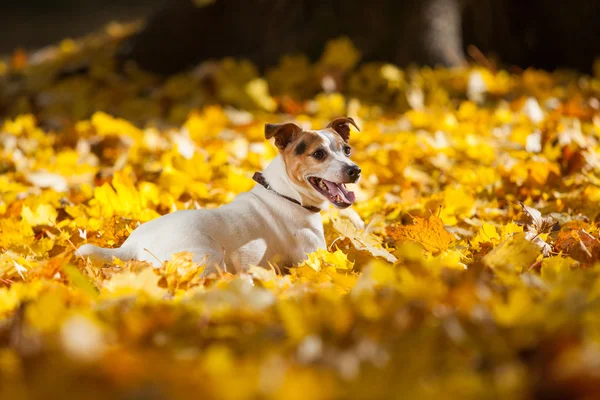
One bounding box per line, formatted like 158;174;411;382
252;172;321;213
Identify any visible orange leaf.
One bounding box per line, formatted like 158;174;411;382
11;48;28;70
387;215;454;254
555;228;600;264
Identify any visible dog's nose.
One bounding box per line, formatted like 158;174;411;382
346;165;361;180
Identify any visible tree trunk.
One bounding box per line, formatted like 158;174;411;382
123;0;600;75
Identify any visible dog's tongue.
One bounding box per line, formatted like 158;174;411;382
324;180;356;204
339;184;356;203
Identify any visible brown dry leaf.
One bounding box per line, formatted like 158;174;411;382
555;228;600;264
520;202;557;256
520;202;558;235
387;215;454;255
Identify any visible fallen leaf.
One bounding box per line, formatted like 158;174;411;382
62;264;99;298
387;215;454;254
21;204;58;227
484;233;541;274
540;256;579;283
333;218;397;263
555;228;600;264
520;202;557;256
520;202;558;235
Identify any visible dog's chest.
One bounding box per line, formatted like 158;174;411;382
282;223;326;262
226;219;325;270
221;194;326;269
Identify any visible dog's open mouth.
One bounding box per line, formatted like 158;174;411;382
308;177;356;208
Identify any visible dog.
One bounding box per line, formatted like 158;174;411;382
78;117;361;275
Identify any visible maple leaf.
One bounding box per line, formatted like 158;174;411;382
299;248;354;272
470;222;501;250
387;215;454;255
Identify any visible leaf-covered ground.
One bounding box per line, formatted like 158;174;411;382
2;25;600;400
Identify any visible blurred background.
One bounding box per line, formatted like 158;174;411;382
0;0;160;53
0;0;598;73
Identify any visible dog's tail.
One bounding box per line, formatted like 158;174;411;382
77;244;133;264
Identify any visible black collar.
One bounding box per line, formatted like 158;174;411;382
252;172;321;213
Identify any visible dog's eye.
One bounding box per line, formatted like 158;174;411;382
312;149;326;160
343;146;351;156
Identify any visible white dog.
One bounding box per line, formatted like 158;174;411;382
78;117;361;275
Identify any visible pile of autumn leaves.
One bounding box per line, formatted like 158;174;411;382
2;28;600;400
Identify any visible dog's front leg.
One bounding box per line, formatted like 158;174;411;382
338;207;365;230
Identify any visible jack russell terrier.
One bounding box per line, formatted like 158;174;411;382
78;117;361;275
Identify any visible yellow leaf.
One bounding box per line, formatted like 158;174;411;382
277;300;307;341
101;267;166;298
299;248;354;272
483;234;541;274
91;111;143;141
21;204;58;227
470;222;500;250
245;78;277;112
540;256;579;283
318;36;360;72
492;288;533;326
387;215;454;254
440;187;475;225
25;289;68;332
333;218;397;263
62;265;99;297
499;222;524;240
160;251;204;291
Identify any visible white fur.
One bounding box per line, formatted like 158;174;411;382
318;130;357;182
78;155;327;275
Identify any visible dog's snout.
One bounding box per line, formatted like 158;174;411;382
346;165;361;180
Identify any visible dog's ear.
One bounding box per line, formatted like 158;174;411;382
327;117;360;142
265;122;302;150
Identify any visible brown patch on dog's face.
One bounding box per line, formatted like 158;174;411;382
282;128;360;207
264;119;361;207
280;130;327;189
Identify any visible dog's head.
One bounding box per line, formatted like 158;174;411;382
265;117;361;209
